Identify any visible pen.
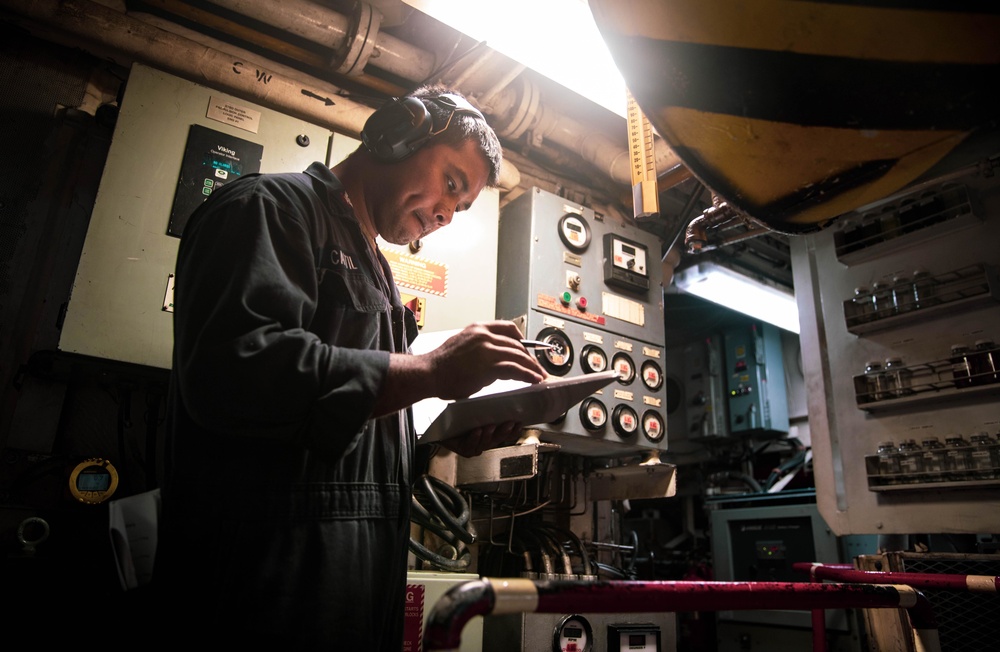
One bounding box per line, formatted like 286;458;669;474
520;339;555;350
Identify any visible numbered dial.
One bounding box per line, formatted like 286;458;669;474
612;352;635;385
642;410;665;442
534;327;574;376
641;360;663;391
580;345;608;374
579;398;608;430
553;614;593;652
612;404;639;439
558;213;591;252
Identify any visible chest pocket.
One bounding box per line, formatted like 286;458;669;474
313;266;389;347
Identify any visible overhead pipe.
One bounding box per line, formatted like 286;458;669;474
424;577;940;652
0;0;522;190
130;0;405;96
201;0;436;81
487;77;685;187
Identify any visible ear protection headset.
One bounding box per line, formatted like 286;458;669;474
361;93;485;163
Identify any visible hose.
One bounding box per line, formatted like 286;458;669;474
410;474;476;571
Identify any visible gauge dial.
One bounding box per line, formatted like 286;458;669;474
642;410;665;442
581;345;608;374
612;404;639;439
612;352;635;385
579;397;608;430
558;213;591;252
534;327;574;376
641;360;663;390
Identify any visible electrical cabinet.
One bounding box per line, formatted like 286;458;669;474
496;188;668;457
722;322;790;437
58;63;333;369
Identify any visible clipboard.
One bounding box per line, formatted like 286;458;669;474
418;370;618;443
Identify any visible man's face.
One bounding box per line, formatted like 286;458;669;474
369;138;491;246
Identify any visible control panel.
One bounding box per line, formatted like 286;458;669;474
496;187;668;456
722;321;790;437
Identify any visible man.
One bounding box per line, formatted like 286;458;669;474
153;86;547;648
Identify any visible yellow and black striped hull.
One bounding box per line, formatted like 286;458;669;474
589;0;1000;233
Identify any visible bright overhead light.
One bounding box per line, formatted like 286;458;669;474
674;262;800;334
403;0;628;117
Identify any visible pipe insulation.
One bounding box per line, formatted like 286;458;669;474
201;0;436;81
0;0;522;190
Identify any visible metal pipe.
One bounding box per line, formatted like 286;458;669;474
201;0;436;81
425;578;940;651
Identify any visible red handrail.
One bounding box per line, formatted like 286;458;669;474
793;561;1000;593
424;577;939;652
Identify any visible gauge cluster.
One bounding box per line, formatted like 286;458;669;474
496;187;668;456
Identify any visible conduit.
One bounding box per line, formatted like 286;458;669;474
424;577;941;652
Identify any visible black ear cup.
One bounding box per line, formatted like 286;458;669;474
361;97;433;162
361;94;485;163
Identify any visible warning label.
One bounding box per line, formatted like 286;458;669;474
383;248;448;297
403;583;426;652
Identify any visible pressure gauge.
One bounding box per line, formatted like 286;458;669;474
69;458;119;505
534;327;574;376
641;360;663;390
553;614;593;652
642;410;665;442
612;405;639;439
579;397;608;430
558;213;591;252
612;352;635;385
580;345;608;374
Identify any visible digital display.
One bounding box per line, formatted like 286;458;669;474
622;243;636;255
630;633;647;646
567;222;582;234
77;470;111;491
564;627;583;638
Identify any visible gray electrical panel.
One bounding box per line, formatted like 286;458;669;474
496;187;668;457
681;335;728;439
58;63;334;369
722;321;790;437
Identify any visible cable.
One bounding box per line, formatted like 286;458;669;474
409;474;476;571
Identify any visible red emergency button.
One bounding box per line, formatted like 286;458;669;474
576;296;588;311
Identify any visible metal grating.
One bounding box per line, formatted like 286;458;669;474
895;555;1000;652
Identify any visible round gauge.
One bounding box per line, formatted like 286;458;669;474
68;458;119;505
612;404;639;439
579;397;608;430
611;352;635;385
553;614;593;652
534;327;574;376
640;360;663;390
642;410;665;442
580;345;608;374
558;213;591;252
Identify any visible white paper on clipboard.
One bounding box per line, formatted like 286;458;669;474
417;370;618;444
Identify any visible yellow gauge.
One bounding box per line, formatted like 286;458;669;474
68;458;119;505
